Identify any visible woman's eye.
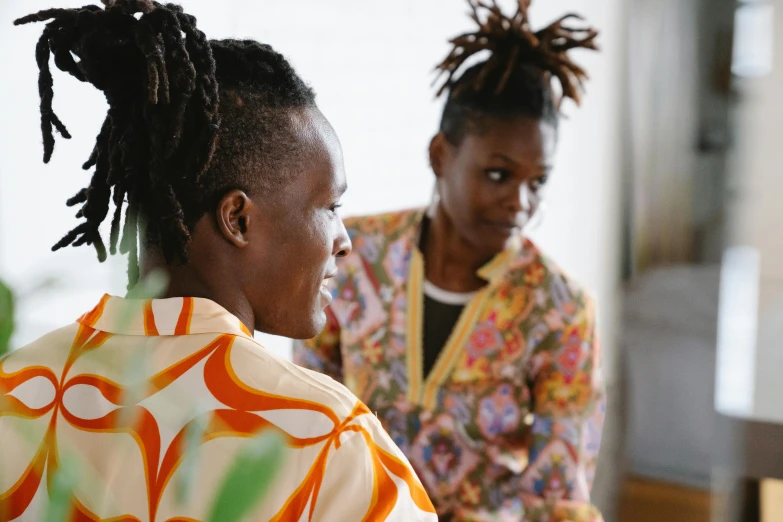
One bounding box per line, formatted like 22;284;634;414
486;169;509;183
530;175;549;191
329;203;343;214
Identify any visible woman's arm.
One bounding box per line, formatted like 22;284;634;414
520;293;606;522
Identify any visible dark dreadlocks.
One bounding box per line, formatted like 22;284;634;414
14;0;315;288
434;0;599;144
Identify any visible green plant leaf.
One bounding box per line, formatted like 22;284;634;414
126;269;169;300
45;455;80;522
115;269;170;333
0;278;14;357
118;347;150;428
206;430;286;522
176;412;209;506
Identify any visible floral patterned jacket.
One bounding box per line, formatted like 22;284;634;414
294;208;605;522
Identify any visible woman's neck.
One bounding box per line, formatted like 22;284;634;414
421;208;492;293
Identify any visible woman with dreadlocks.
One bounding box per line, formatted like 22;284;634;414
294;1;605;520
0;1;437;520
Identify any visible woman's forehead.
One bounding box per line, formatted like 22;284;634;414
459;117;557;163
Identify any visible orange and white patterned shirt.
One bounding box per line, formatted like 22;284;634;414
0;294;437;521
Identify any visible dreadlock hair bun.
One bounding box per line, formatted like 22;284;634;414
15;1;315;288
434;0;599;145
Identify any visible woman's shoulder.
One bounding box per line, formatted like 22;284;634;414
342;207;423;241
509;238;595;307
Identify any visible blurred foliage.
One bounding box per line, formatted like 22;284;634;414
206;430;286;522
126;269;169;300
2;270;285;520
176;412;209;506
0;278;14;357
45;455;80;522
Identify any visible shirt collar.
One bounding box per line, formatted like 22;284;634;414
77;294;254;338
407;208;525;285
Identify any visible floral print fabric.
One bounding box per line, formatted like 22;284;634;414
294;209;605;522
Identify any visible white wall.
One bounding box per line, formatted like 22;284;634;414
0;0;623;381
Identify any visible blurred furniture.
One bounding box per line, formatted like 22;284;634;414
623;265;721;487
620;265;721;520
621;265;783;521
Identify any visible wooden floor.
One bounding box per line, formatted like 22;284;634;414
619;476;713;522
619;476;783;522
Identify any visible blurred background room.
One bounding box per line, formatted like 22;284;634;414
0;0;781;520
